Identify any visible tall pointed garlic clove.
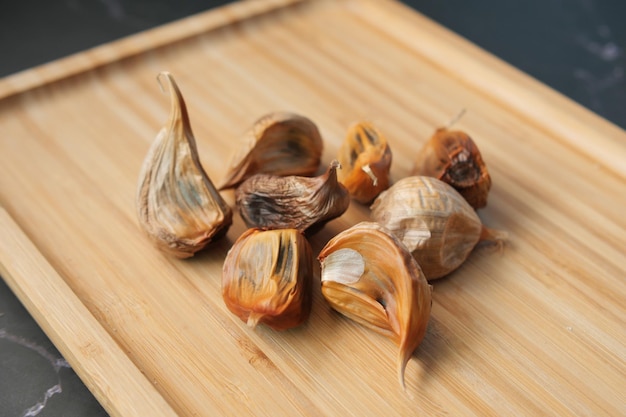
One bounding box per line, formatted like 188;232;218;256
337;121;392;204
218;112;324;190
413;127;491;209
370;176;504;280
136;71;232;258
318;222;432;388
235;160;350;233
222;228;313;331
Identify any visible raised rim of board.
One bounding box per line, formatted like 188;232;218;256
0;207;179;417
0;0;304;101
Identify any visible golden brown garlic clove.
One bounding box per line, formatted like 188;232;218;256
318;222;432;388
218;112;324;190
222;228;313;331
412;127;491;209
235;160;350;233
136;71;232;258
337;122;392;204
370;176;505;280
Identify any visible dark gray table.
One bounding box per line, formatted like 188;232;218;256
1;1;625;416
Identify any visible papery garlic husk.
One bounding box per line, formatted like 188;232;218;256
136;71;232;258
318;221;432;388
222;228;313;331
218;112;324;190
337;121;392;204
412;127;491;209
235;160;350;233
370;176;504;280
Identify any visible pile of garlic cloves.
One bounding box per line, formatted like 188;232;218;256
135;72;505;390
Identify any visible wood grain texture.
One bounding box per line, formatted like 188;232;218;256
0;0;624;415
0;208;179;417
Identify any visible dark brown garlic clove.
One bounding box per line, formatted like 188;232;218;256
222;228;313;331
337;121;392;204
318;221;432;388
235;160;350;233
412;127;491;209
218;112;324;190
136;72;232;258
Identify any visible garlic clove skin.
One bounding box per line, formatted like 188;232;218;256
136;71;232;258
337;122;392;204
318;221;432;388
412;128;491;209
371;176;489;280
222;228;313;331
235;160;350;233
218;112;324;190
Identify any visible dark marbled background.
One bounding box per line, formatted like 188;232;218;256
0;1;624;416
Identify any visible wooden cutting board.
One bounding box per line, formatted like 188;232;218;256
0;0;624;415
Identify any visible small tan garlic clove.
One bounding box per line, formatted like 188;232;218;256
218;112;324;190
412;127;491;209
136;71;232;258
337;121;392;204
318;222;432;388
370;176;505;280
222;228;313;331
235;160;350;233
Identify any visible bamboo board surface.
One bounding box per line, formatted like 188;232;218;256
0;0;625;415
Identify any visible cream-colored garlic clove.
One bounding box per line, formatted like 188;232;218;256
337;121;392;204
318;222;432;388
370;176;504;280
235;160;350;233
222;228;313;331
218;112;324;190
136;71;232;258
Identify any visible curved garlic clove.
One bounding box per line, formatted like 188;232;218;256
371;176;504;280
337;121;392;204
318;222;432;388
412;127;491;209
222;228;313;331
136;71;232;258
235;160;350;233
218;112;324;190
